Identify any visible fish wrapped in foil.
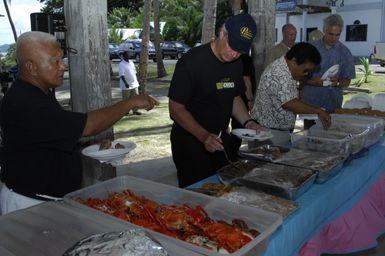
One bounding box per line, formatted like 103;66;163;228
63;229;168;256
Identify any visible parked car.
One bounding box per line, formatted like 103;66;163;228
109;43;120;60
160;41;179;59
118;40;156;62
173;41;191;58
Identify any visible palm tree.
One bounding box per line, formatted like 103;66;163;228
153;0;167;78
201;0;217;44
3;0;17;42
138;0;151;93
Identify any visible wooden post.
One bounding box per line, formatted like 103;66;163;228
201;0;217;44
248;0;276;89
64;0;115;186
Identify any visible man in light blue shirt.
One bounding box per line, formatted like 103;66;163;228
302;14;355;128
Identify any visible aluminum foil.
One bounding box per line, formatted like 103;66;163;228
220;187;298;218
63;229;168;256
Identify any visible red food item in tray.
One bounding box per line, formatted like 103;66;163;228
81;189;258;253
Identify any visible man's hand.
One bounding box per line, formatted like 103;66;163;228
318;109;331;129
202;132;224;152
129;94;159;111
244;119;261;133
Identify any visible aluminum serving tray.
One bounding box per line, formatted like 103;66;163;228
272;148;347;184
238;145;290;162
217;159;316;200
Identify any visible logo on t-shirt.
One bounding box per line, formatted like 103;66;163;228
216;78;235;90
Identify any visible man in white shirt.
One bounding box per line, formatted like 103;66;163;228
118;51;141;115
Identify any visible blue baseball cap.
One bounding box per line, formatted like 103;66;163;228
225;14;257;53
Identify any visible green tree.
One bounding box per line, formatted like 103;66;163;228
108;25;126;44
160;0;203;45
107;7;134;28
2;44;16;67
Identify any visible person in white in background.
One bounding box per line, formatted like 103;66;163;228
119;51;142;115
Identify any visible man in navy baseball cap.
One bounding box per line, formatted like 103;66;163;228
225;13;257;54
168;13;261;188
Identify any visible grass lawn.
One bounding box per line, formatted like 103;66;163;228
344;72;385;102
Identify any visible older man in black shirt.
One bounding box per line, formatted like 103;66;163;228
0;31;158;214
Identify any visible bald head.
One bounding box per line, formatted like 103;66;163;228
282;24;297;48
16;31;65;92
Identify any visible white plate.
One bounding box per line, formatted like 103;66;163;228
82;141;136;162
321;64;339;80
232;128;273;141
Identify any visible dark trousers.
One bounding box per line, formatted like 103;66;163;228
170;125;233;188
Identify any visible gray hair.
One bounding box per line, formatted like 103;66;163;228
323;14;344;32
16;31;58;64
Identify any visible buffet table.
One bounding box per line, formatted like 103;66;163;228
193;138;385;256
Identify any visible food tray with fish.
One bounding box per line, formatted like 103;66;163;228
64;175;282;256
273;148;347;184
188;183;298;218
216;160;316;200
238;145;290;162
291;129;351;155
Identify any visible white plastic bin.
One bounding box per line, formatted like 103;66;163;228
316;114;384;147
309;126;368;154
291;129;351;155
64;176;282;256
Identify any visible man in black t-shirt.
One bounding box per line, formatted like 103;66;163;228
168;14;261;187
0;31;158;214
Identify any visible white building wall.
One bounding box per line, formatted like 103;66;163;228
275;0;384;57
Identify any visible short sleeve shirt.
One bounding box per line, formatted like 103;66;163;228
251;56;298;130
118;59;140;90
302;39;356;112
0;79;87;197
168;43;245;133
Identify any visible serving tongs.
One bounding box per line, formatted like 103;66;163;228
217;131;240;169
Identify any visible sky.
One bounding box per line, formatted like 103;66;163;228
0;0;44;45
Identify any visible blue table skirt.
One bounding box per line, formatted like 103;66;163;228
191;139;385;256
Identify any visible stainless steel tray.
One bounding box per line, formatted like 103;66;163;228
238;145;290;162
272;148;347;184
217;159;316;200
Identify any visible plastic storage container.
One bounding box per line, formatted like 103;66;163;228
316;114;384;147
64;175;282;256
291;129;351;155
309;126;368;155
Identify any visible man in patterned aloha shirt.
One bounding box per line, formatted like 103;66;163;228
251;42;331;145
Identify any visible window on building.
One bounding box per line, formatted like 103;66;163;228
346;24;367;42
